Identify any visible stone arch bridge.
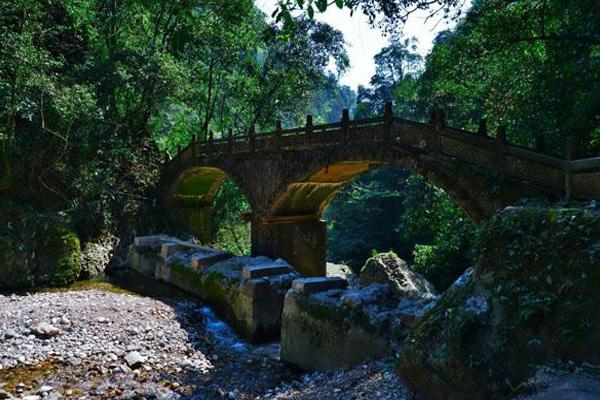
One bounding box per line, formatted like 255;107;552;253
160;104;600;276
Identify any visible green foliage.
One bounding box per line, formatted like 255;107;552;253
0;199;82;289
0;0;350;245
402;175;473;291
326;168;472;288
276;0;462;33
325;168;407;271
418;0;600;154
43;226;82;287
211;179;251;255
356;37;423;119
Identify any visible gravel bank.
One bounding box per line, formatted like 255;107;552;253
0;284;413;399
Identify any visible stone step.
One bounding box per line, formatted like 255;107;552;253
292;277;348;295
242;264;294;280
191;251;233;272
134;235;169;251
160;242;189;258
161;239;214;258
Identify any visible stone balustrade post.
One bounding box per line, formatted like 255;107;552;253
430;109;445;129
306;115;313;145
496;125;507;147
384;101;393;143
192;134;198;156
477;118;488;137
228;128;234;154
249;124;256;152
275;120;282;150
565;136;578;201
341;108;349;142
208;130;214;153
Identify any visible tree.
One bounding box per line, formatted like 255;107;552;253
275;0;465;33
355;37;423;118
417;0;600;154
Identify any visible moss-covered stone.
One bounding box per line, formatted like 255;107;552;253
280;290;390;371
0;200;82;290
42;226;82;287
397;207;600;400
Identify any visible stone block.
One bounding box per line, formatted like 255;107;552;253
161;242;188;258
242;264;294;280
191;250;232;272
129;252;162;277
239;279;272;298
280;290;390;372
292;277;348;295
133;235;168;251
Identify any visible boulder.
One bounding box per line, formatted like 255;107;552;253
79;233;118;279
124;351;145;369
514;368;600;400
31;322;61;338
359;252;435;298
398;207;600;400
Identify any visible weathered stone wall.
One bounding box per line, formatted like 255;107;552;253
280;279;391;372
128;235;299;342
280;256;438;372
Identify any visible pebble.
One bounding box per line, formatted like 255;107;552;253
0;287;415;400
38;385;53;393
30;323;60;339
124;351;145;369
0;389;14;399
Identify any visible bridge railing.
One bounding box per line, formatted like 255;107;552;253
165;102;599;192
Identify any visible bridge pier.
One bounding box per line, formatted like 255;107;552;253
250;215;326;277
168;205;213;244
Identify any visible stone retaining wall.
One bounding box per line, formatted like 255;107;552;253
129;235;299;342
280;275;437;372
129;236;437;372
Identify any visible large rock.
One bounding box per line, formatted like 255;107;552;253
280;287;390;372
79;233;118;279
514;367;600;400
359;252;435;298
398;207;600;400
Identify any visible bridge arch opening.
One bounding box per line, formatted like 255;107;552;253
265;160;473;289
166;166;251;255
323;166;473;291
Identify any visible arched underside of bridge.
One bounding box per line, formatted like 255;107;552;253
162;147;563;276
160;116;600;276
164;165;251;243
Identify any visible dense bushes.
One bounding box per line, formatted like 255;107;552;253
0;199;82;289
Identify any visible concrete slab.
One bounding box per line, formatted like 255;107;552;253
161;242;189;258
292;277;348;295
191;250;233;272
242;264;294;280
134;235;169;251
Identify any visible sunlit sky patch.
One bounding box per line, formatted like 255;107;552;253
256;0;472;90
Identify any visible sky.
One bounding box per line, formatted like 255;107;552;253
255;0;471;90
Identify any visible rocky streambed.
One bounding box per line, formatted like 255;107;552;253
0;280;413;400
